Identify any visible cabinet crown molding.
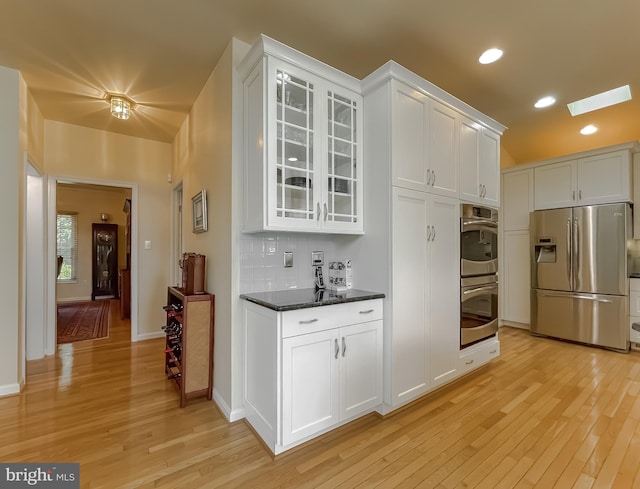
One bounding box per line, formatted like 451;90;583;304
238;34;362;94
362;60;506;135
501;140;640;173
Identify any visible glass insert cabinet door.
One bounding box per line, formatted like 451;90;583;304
276;69;316;222
327;91;359;225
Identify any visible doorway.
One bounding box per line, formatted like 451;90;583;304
47;177;139;353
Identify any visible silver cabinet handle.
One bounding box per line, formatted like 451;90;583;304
359;309;374;314
579;189;582;200
465;359;474;365
431;225;436;241
490;349;497;354
572;190;576;200
426;225;432;241
324;202;328;220
334;338;339;359
431;170;436;186
342;337;346;357
316;202;321;221
298;318;319;324
427;169;432;185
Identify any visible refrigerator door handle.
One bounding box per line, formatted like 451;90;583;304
573;217;579;288
566;218;572;286
537;291;613;303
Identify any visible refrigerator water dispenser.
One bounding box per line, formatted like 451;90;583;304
535;238;557;263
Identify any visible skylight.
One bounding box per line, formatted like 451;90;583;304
567;85;631;116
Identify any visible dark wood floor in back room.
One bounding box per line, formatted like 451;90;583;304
2;302;640;488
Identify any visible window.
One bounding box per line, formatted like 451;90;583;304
57;213;78;281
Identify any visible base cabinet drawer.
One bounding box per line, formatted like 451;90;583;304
458;337;500;375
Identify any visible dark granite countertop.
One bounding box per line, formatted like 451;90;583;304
631;274;640;279
240;288;385;311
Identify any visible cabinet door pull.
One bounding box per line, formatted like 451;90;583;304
431;225;436;241
572;190;576;201
334;338;339;359
298;318;319;324
579;189;582;200
431;170;436;186
426;169;432;185
426;225;432;241
342;337;346;357
465;359;474;365
316;202;321;221
324;202;328;220
490;349;497;354
359;309;374;314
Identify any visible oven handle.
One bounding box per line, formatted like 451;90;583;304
462;219;498;228
462;284;498;301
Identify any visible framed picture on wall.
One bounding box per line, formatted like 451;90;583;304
192;189;208;233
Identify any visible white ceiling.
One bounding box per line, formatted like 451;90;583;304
2;0;639;163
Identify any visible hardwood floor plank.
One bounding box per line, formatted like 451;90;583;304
4;317;640;489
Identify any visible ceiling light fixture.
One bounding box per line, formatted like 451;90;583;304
567;85;631;116
109;94;133;120
534;96;556;109
580;124;598;135
478;48;503;64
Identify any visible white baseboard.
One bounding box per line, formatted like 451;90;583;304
500;320;530;330
213;388;246;422
135;331;164;341
0;383;21;398
56;296;92;303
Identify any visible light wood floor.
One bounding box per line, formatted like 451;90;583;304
3;302;640;488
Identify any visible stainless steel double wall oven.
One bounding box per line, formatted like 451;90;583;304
460;204;499;347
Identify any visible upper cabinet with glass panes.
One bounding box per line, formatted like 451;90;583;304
239;35;364;234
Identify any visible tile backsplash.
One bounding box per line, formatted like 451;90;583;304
240;232;348;293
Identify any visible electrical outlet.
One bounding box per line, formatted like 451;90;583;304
284;252;293;268
311;251;324;266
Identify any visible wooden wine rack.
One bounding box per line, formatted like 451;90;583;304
164;286;214;407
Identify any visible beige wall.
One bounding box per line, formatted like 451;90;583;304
500;143;516;168
45;121;172;338
172;38;250;418
56;185;131;301
0;66;20;394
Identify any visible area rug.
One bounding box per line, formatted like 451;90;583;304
57;300;110;344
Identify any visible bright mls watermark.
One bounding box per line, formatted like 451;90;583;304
0;464;79;488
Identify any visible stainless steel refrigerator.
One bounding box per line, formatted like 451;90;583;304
530;203;631;351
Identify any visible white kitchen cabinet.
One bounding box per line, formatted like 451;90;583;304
243;298;383;454
502;168;534;231
391;80;430;192
240;35;363;234
500;167;534;328
355;61;504;413
281;320;382;446
428;100;459;198
426;194;461;387
533;149;631;210
460;119;500;207
501;230;531;326
391;188;459;399
533;160;577;210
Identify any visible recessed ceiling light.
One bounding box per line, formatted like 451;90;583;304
479;48;503;64
534;96;556;109
580;124;598;135
567;85;631;116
